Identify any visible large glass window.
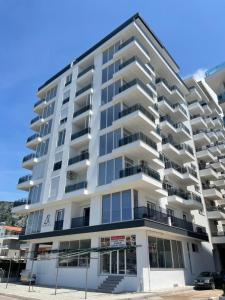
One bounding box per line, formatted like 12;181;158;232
99;129;121;156
100;104;121;129
57;129;66;147
98;157;122;186
42;102;55;118
40;119;52;137
102;41;120;64
26;210;43;234
102;190;132;224
102;60;120;84
36;139;49;157
45;86;57;102
28;184;42;204
101;80;121;105
148;237;184;269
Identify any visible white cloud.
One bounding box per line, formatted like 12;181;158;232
193;68;207;81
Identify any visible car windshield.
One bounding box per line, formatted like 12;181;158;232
199;272;211;277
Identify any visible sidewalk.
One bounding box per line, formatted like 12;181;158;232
0;283;195;300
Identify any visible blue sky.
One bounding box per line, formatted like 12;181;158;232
0;0;225;201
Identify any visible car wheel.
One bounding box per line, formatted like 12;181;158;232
211;283;215;290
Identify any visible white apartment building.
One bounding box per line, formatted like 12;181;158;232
12;14;215;292
203;63;225;270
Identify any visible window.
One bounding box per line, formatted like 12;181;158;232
49;176;60;199
102;60;120;84
62;90;70;105
102;41;120;64
57;130;66;147
26;210;43;234
101;80;121;105
102;190;132;223
36;139;49;157
98;157;122;186
99;129;121;156
65;74;72;86
60;117;67;125
40;120;52;137
192;243;199;253
58;239;91;267
100;104;121;129
148;237;184;269
28;184;42;204
42;102;55;118
53;161;62;171
45;86;57;102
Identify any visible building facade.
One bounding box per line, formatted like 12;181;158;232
204;63;225;270
12;14;215;292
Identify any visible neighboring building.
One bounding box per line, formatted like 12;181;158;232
203;63;225;270
12;13;215;292
0;225;25;259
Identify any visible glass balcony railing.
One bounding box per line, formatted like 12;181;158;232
119;132;157;150
54;220;64;231
117;36;149;57
73;104;92;118
30;116;42;125
77;65;95;78
162;137;194;155
118;79;154;99
75;84;92;97
18;175;32;184
34;98;45;108
118;56;153;77
165;160;197;178
13;199;27;207
160;115;190;134
118;104;155;123
119;164;160;181
71;127;91;141
68;152;89;166
26;133;40;143
23;153;37;163
71;216;89;228
65;181;87;193
163;183;201;203
158;97;187;115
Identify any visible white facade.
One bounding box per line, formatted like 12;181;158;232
13;13;215;292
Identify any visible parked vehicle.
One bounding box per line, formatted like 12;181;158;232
194;271;216;289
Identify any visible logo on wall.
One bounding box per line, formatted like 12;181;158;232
43;214;51;226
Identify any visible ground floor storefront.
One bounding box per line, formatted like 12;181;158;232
24;228;214;292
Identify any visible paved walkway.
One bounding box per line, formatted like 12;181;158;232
0;283;222;300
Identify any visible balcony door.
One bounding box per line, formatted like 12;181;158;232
83;207;90;226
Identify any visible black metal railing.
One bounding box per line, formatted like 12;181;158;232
164;183;201;203
73;104;92;118
71;128;91;141
54;220;64;231
26;133;40;143
30;116;41;125
207;206;225;213
118;132;157;150
119;164;160;181
68;152;89;166
75;84;92;97
18;175;32;184
77;65;95;78
23;153;36;163
71;216;89;228
118;104;155;123
65;181;87;193
118;79;154;99
13;199;27;207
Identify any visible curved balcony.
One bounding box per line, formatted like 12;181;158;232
22;153;38;170
71;128;91;147
17;175;33;191
67;152;90;171
26;133;42;149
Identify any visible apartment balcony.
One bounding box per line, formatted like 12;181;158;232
159;116;191;142
196;148;216;162
26;133;42;149
113;104;156;135
12;199;29;214
72;104;92;123
76;65;95;85
134;207;207;240
33;98;47;113
212;232;225;244
219;155;225;164
164;160;198;186
188;86;202;101
158;96;188;122
193;130;210;146
114;36;151;64
75;84;93;100
17;175;33;191
54;220;64;231
213;117;223;128
113;132;159;163
205;117;215;128
162;137;194;164
67;152;90;172
207;207;225;220
171;85;186;103
165;185;202;210
201;103;212;115
207;131;218;143
71;216;89;229
114;56;153;84
214;178;225;189
190;115;207;130
202;186;223;200
198;165;219;180
113;79;156;109
70;128;91;147
208;145;221;156
216;130;225;141
218;142;225;153
156;79;186;104
64;181;88;200
22;153;38;169
30;115;45;131
188;100;204;115
211;161;225;172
